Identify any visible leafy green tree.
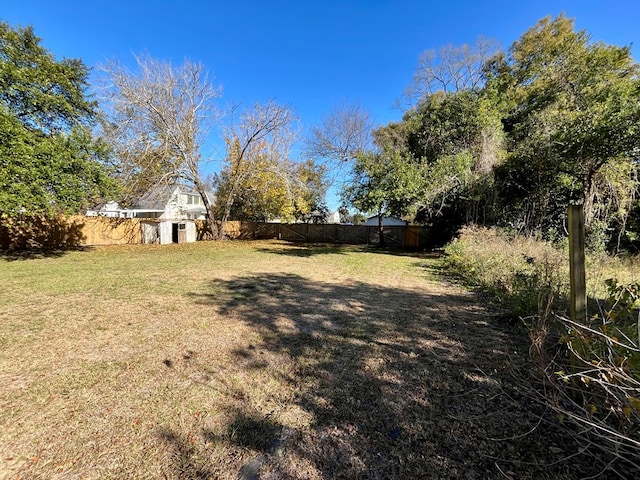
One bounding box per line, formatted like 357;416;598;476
368;14;640;248
396;37;503;239
390;90;502;170
0;22;116;215
342;148;424;244
291;159;329;223
214;151;294;222
487;15;640;234
213;101;297;232
374;89;503;228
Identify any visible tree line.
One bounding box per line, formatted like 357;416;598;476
1;15;639;249
354;15;640;251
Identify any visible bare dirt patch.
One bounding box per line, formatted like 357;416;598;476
0;241;585;479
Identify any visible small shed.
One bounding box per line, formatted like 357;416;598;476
159;220;197;244
361;215;407;227
141;219;197;244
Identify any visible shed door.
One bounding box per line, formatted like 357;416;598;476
172;223;187;243
177;223;187;243
172;223;179;243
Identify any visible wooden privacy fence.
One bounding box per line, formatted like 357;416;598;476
238;222;433;248
1;216;432;249
0;215;142;249
79;216;143;245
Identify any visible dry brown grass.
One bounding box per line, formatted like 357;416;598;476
0;240;589;479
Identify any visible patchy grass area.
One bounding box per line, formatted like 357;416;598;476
1;240;587;479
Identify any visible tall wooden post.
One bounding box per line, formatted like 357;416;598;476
568;205;587;323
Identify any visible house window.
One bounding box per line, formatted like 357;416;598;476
186;195;200;205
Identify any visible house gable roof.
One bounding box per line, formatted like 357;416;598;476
133;184;215;211
134;184;179;210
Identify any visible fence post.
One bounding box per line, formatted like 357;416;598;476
568;205;587;323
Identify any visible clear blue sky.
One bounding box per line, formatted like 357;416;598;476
3;0;639;208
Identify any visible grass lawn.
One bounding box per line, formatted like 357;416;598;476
1;240;582;479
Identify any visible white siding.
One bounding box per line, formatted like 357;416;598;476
159;221;174;245
185;221;196;242
361;216;407;226
158;220;197;244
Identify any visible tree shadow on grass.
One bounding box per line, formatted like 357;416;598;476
160;410;286;480
255;241;444;260
0;214;87;255
159;427;215;480
0;245;94;262
255;243;356;257
177;273;584;479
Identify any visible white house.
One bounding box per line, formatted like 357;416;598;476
326;211;341;224
132;184;213;221
361;215;407;227
86;184;214;245
85;200;122;218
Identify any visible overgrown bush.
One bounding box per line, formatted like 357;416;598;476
444;226;568;317
548;281;640;476
444;226;640;476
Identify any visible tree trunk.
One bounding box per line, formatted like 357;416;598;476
194;180;219;240
377;210;385;247
582;169;597;229
220;193;235;239
219;215;229;239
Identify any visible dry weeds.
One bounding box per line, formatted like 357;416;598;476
0;241;591;479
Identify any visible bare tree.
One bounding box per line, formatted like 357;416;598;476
403;36;500;106
217;100;297;236
100;53;222;238
305;102;374;191
306;102;373;162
